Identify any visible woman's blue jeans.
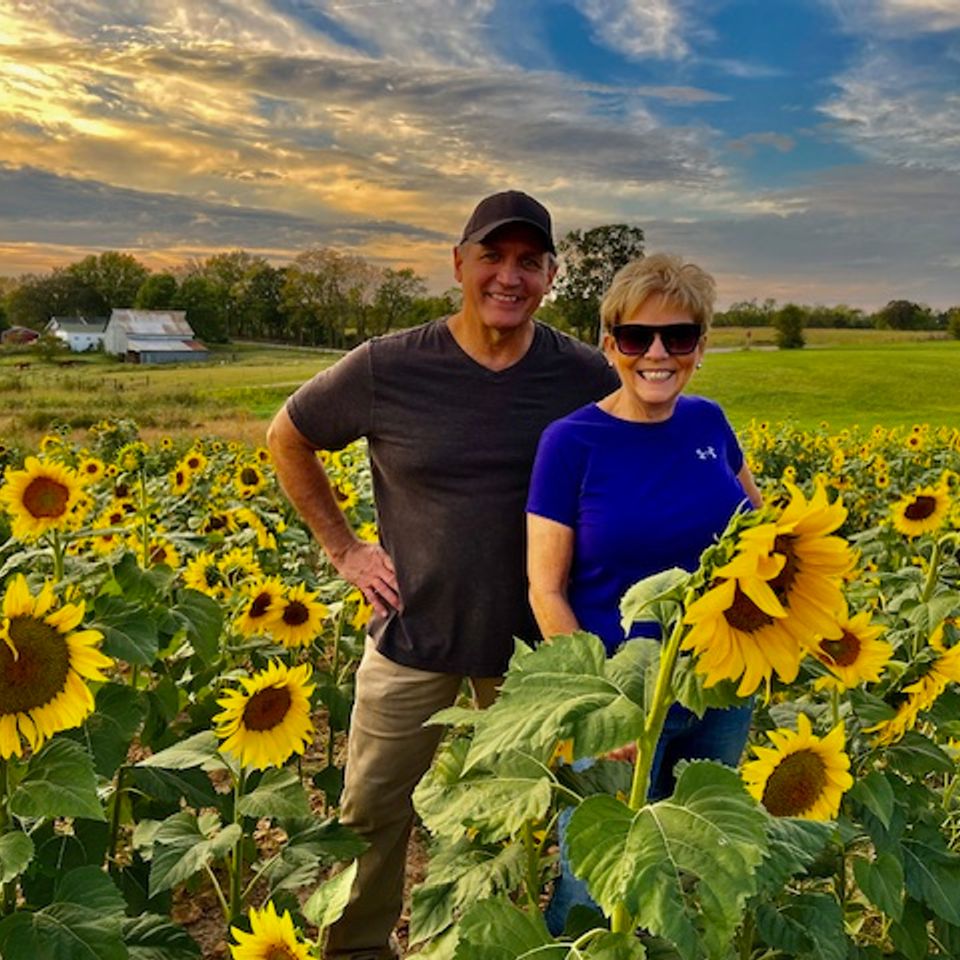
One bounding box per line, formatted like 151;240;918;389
544;700;754;936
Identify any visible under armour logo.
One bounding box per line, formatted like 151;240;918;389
696;446;717;460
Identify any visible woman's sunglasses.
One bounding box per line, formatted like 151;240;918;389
610;323;703;356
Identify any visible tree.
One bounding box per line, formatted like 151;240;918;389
714;298;777;327
4;269;101;328
371;268;428;336
134;273;178;309
552;224;645;343
947;307;960;340
66;252;149;312
173;275;227;342
872;299;932;331
773;303;805;349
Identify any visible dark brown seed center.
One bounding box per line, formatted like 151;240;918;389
250;592;272;618
282;601;309;627
723;585;774;633
761;748;828;817
22;477;70;518
819;630;861;667
904;496;936;521
240;467;259;485
242;686;292;732
0;616;72;715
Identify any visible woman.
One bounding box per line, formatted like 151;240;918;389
526;253;763;934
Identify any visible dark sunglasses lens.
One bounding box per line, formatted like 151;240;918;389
662;325;701;354
613;326;654;354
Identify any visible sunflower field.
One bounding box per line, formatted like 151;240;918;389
0;418;959;960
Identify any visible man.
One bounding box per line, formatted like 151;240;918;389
267;190;617;959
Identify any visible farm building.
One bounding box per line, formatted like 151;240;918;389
104;309;209;364
45;316;108;352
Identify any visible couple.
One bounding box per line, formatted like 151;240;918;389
267;190;763;958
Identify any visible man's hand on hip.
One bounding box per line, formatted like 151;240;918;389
333;540;402;617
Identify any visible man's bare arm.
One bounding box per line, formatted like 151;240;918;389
266;406;401;616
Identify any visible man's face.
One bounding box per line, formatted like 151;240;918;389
453;224;556;333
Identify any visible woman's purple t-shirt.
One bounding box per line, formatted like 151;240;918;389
526;396;749;653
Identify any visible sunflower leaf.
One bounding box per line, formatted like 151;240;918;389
620;567;690;632
588;931;650;959
847;770;896;830
754;893;845;960
456;632;647;772
122;913;202;960
0;831;34;883
452;897;564;960
9;737;105;822
238;767;312;822
94;594;160;665
148;811;242;897
137;730;227;772
566;762;767;960
900;825;960;925
68;681;148;779
414;739;553;844
0;903;126;960
170;589;223;662
754;816;833;897
409;840;526;946
302;860;358;931
886;731;955;778
853;851;904;921
55;865;126;915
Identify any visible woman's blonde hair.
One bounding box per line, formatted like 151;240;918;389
600;253;716;333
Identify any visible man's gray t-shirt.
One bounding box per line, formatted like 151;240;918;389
287;317;617;676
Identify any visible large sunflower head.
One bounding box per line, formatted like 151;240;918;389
234;463;267;499
235;577;285;638
808;609;892;690
214;661;315;770
229;900;311;960
270;584;328;649
890;484;951;538
183;550;227;598
0;574;113;759
742;713;853;820
682;481;854;697
0;457;85;541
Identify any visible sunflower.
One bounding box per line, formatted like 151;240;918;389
741;713;852;820
891;484;951;537
683;482;853;697
76;456;106;484
0;574;113;759
116;440;148;472
218;546;261;588
254;446;271;465
183;551;227;598
867;621;960;745
201;509;237;536
331;479;358;511
234;463;267;499
214;661;315;770
234;507;276;550
182;449;208;474
235;577;285;638
271;584;328;648
345;587;373;632
229;900;311;960
807;609;892;689
170;465;193;496
0;457;84;541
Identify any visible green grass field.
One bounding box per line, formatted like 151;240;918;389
1;333;958;442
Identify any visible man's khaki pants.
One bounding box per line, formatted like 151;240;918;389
325;639;499;959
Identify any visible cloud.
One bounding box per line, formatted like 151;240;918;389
727;132;796;156
828;0;960;34
570;0;691;60
819;49;960;172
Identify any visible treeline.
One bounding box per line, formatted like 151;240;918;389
0;250;461;347
715;297;959;333
2;235;958;348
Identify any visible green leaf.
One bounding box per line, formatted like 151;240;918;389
901;827;960;924
889;898;928;960
619;568;689;632
138;730;227;772
171;590;223;662
148;811;242;897
238;768;312;821
671;656;746;716
0;903;126;960
123;914;202;960
754;893;845;960
94;594;160;665
847;770;895;830
566;762;767;960
589;932;649;960
886;731;955;777
414;739;553;844
409;841;526;946
754;816;833;897
453;897;566;960
311;766;344;807
55;866;126;914
0;831;34;882
69;682;148;779
112;551;174;600
302;861;358;930
460;632;647;771
853;852;904;921
9;738;105;821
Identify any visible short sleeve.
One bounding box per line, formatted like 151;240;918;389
526;421;584;528
285;341;374;450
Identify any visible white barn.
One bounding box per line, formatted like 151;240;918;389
45;317;108;352
104;310;209;364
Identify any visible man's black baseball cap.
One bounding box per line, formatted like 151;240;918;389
459;190;556;254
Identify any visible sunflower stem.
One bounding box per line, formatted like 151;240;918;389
920;538;941;605
229;767;247;920
611;593;691;935
0;759;17;916
51;528;64;583
521;818;540;912
205;862;232;922
830;684;841;730
107;765;126;866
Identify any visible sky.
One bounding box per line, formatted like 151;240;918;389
1;0;958;310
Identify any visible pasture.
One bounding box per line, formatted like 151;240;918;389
1;332;958;445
